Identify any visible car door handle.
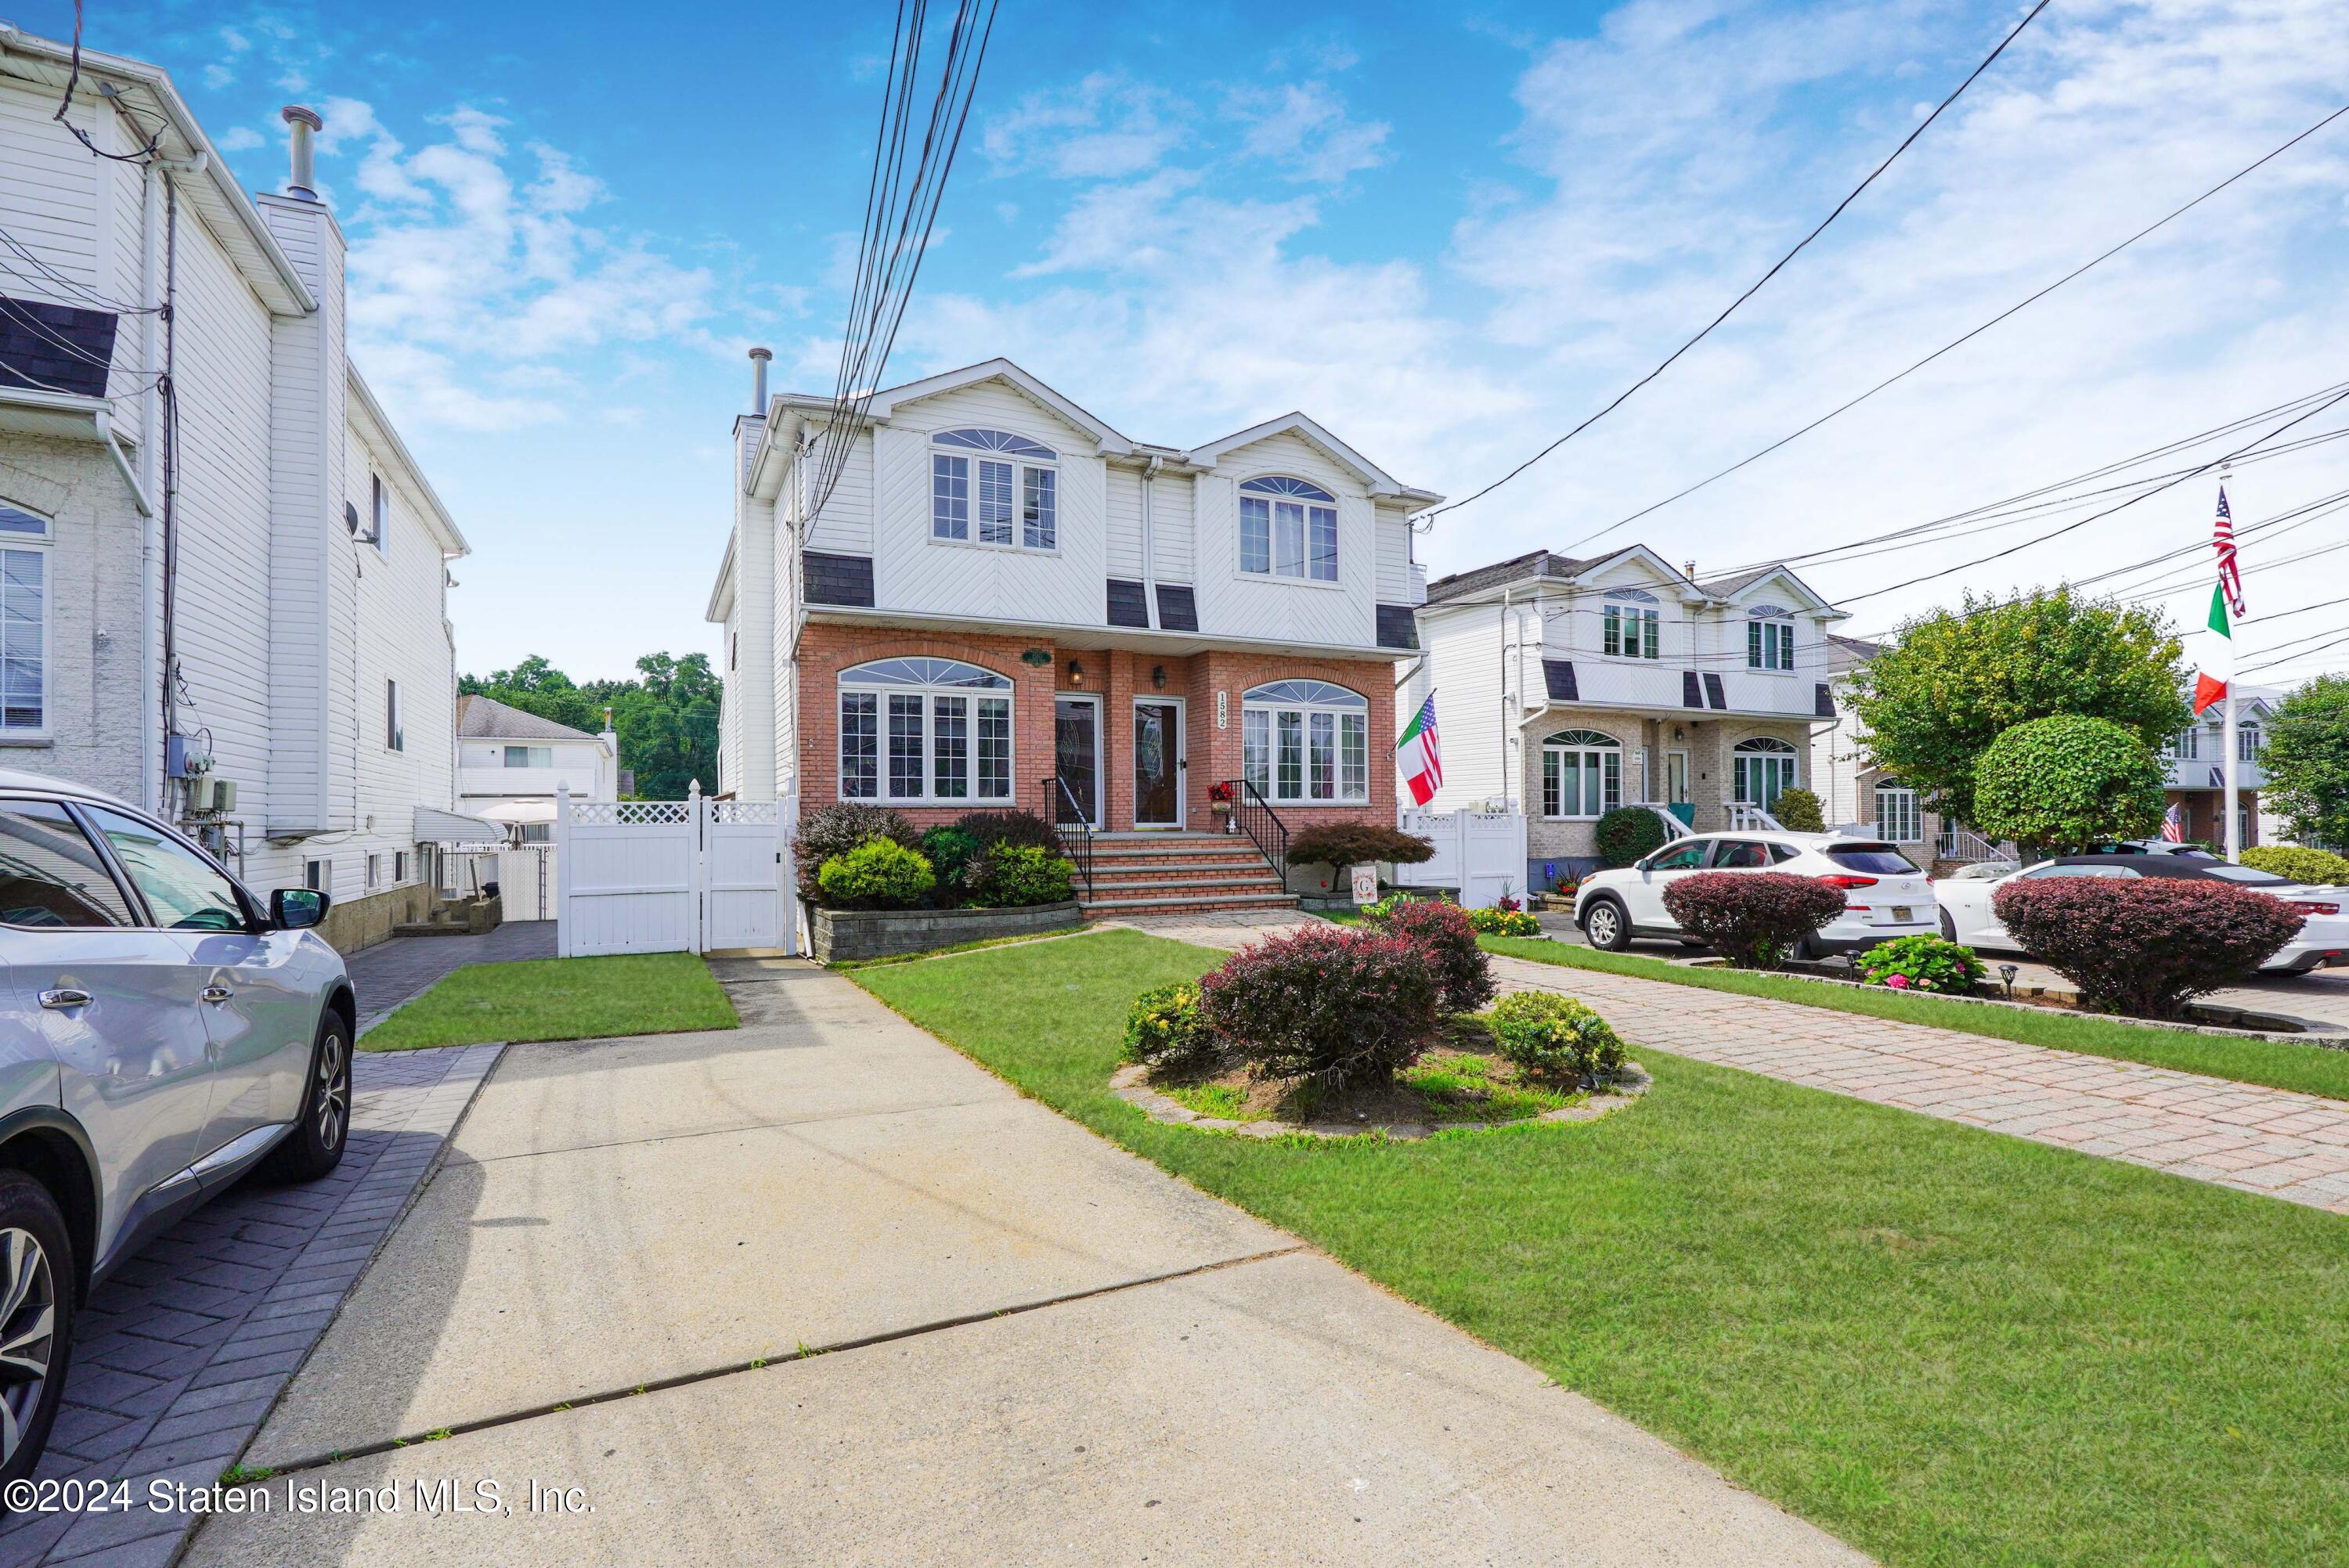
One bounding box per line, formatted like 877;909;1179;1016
38;988;92;1011
200;985;233;1005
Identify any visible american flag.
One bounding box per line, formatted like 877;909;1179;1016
2214;485;2245;615
2160;802;2185;843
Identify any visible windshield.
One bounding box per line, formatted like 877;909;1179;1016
1828;845;1921;875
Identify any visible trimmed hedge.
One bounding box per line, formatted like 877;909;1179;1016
1487;992;1626;1084
966;842;1075;907
1288;823;1437;868
1596;807;1672;868
1972;714;2167;853
2241;845;2349;886
1662;871;1846;969
1200;924;1441;1088
815;838;936;910
1991;875;2304;1018
1366;896;1495;1011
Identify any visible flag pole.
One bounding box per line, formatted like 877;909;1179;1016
2221;461;2239;863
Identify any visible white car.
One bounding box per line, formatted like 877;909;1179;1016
1575;831;1936;956
1934;853;2349;974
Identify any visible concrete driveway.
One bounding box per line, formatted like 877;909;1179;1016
185;960;1866;1567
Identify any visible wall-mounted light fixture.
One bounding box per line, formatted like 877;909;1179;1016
1672;725;1684;741
1150;665;1167;690
1067;659;1085;687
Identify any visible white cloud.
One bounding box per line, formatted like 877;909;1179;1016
982;73;1192;180
215;125;262;152
1227;81;1390;184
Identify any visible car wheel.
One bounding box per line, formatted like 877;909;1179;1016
0;1173;74;1487
1582;899;1632;952
1939;910;1958;943
261;1013;352;1184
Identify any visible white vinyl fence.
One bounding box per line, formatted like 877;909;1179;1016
1394;808;1528;909
555;783;796;957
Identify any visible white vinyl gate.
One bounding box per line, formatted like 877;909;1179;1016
1393;808;1528;910
555;784;796;957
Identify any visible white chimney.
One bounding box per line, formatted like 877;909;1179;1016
1683;559;1698;583
281;105;322;201
748;346;771;416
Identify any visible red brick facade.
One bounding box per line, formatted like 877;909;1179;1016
796;624;1397;832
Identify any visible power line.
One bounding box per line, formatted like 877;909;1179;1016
1565;100;2349;555
2240;625;2349;676
1416;0;2051;527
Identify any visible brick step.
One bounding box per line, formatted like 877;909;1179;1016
1088;831;1242;843
1084;874;1286;894
1086;852;1275;872
1080;892;1302;917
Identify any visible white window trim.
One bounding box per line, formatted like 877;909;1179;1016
838;665;1017;806
1732;738;1802;805
1874;783;1923;845
385;678;405;753
1540;731;1623;820
1239;682;1370;805
1598;601;1664;662
0;502;56;744
929;431;1061;557
1233;475;1345;590
370;472;391;559
1746;616;1799;675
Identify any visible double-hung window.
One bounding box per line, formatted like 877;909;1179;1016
2239;723;2263;762
839;658;1014;804
1600;590;1662;659
931;430;1058;550
1240;680;1368;803
0;503;49;738
1541;730;1621;818
1874;781;1922;844
1748;607;1797;671
1238;477;1339;582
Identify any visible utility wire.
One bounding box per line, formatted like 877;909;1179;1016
1416;0;2050;527
1563;100;2349;553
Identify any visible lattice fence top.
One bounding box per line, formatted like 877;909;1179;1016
710;801;779;825
568;800;691;826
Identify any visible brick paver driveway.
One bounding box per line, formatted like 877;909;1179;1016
1120;914;2349;1214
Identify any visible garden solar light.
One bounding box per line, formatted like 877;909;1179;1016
1998;964;2019;1000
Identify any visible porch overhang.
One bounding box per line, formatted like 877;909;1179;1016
802;604;1411;663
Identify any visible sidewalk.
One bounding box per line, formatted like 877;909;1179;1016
1120;914;2349;1214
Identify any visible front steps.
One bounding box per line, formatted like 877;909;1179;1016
1073;831;1299;918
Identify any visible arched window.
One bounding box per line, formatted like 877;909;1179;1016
0;499;52;735
1241;679;1367;803
1238;475;1338;582
932;429;1057;550
1601;589;1661;661
838;658;1014;804
1873;777;1921;844
1746;604;1797;671
1542;729;1620;819
1733;736;1799;810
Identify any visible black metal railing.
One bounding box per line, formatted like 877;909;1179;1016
1044;775;1095;896
1219;778;1288;885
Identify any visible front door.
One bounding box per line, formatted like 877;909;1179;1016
1132;699;1185;827
1055;695;1102;828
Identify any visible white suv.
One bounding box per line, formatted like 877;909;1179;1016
1575;832;1937;956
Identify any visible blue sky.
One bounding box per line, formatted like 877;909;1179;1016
22;0;2349;684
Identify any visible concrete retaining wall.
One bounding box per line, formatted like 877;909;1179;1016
810;901;1083;963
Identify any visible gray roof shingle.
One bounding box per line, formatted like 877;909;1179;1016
456;694;603;741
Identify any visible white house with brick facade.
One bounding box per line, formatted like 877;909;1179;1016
0;27;477;939
1405;546;1847;891
707;356;1440;916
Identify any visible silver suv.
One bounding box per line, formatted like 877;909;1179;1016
0;770;354;1481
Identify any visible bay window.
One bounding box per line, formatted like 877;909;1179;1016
1238;476;1339;582
1541;729;1621;818
1241;680;1368;803
839;657;1014;804
932;429;1058;550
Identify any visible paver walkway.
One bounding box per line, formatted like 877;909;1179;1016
347;919;554;1029
0;1044;502;1568
1116;914;2349;1214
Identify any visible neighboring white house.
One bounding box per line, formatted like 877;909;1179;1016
455;694;620;839
1810;633;1958;861
1405;546;1846;890
0;27;480;929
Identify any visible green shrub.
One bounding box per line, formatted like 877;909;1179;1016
792;803;919;896
1465;907;1543;937
1362;890;1435;922
2241;844;2349;885
1854;933;1985;994
1287;823;1437;867
919;825;982;890
1122;981;1219;1077
815;838;935;910
1773;787;1825;832
1596;807;1672;867
1487;992;1626;1083
965;842;1075;907
1972;714;2167;853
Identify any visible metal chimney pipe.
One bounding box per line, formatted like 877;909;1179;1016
281;105;323;200
748;346;772;415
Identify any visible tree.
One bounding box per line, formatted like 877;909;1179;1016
1847;589;2187;827
1971;715;2167;854
2262;675;2349;850
462;651;722;799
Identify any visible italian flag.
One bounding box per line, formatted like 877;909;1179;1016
2192;583;2231;716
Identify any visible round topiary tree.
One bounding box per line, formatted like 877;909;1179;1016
1972;714;2167;856
1595;806;1672;868
1773;786;1825;832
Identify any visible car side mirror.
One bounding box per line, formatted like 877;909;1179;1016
272;888;331;930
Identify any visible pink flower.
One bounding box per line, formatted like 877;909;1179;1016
1885;973;1911;989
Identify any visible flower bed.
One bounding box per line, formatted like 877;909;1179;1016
794;802;1081;958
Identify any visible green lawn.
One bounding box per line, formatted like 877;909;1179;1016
361;953;738;1050
1478;935;2349;1103
856;928;2349;1568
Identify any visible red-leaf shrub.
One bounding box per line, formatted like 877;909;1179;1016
1199;925;1441;1088
1365;896;1495;1011
1287;823;1438;868
1991;875;2303;1018
1661;871;1846;969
